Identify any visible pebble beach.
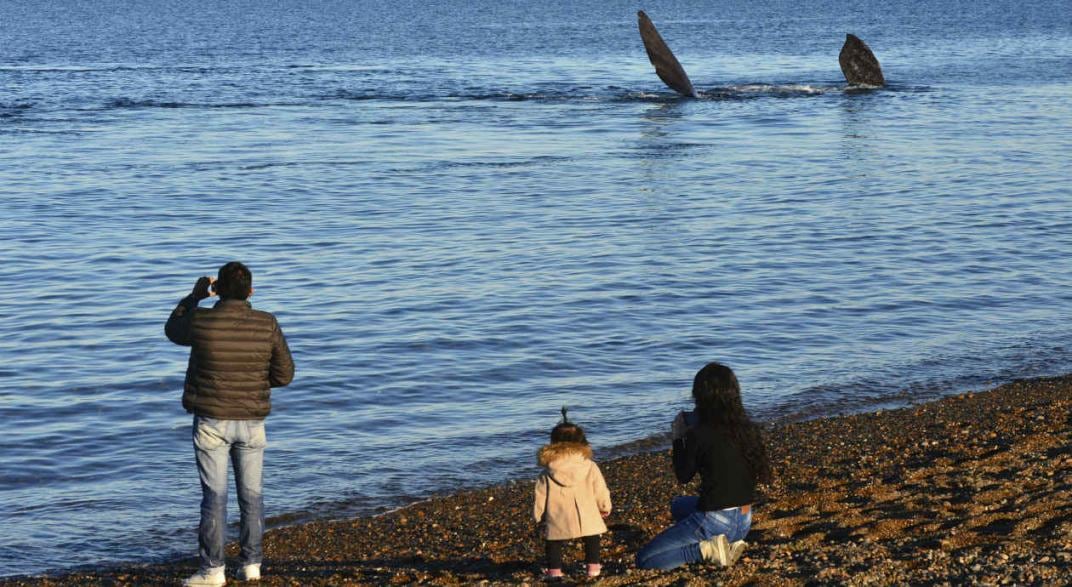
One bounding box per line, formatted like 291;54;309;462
8;375;1072;586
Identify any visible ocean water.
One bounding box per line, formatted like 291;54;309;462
1;0;1070;576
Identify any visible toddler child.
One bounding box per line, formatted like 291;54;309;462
534;408;612;580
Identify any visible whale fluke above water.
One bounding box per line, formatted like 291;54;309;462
839;34;885;86
637;10;697;98
638;12;886;95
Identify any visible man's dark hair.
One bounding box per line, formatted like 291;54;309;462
215;261;252;300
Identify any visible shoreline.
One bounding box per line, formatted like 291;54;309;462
7;375;1072;585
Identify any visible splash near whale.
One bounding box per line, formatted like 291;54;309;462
637;10;697;98
839;33;885;87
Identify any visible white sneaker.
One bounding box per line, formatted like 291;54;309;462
184;567;226;587
698;534;731;565
727;540;748;566
238;563;261;581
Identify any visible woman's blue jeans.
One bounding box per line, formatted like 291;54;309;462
635;496;752;570
193;416;266;570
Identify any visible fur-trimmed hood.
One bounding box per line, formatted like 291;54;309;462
538;442;595;488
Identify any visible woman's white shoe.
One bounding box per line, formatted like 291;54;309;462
727;540;748;565
698;534;732;565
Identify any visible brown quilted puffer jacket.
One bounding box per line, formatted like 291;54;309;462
166;296;294;419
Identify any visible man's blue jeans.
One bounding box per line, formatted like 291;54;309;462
193;416;266;570
635;496;752;570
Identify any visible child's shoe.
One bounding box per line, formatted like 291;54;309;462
586;563;602;577
542;568;564;582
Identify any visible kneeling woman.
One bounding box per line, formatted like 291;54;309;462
636;362;772;570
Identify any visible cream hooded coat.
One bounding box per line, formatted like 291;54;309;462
533;442;612;540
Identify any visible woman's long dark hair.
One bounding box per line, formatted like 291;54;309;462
692;362;772;484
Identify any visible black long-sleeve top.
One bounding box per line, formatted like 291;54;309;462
672;424;757;511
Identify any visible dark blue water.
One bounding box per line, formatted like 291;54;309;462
2;0;1070;576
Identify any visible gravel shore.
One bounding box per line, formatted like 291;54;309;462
9;375;1072;586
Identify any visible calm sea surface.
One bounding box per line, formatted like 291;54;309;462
1;0;1070;576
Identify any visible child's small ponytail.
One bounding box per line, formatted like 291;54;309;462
550;406;588;445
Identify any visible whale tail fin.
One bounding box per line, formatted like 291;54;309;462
839;34;885;87
638;11;697;98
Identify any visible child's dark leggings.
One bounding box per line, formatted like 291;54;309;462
545;535;600;569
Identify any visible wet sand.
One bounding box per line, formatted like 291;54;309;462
8;375;1072;585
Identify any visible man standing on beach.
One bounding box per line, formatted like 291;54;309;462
166;262;295;587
